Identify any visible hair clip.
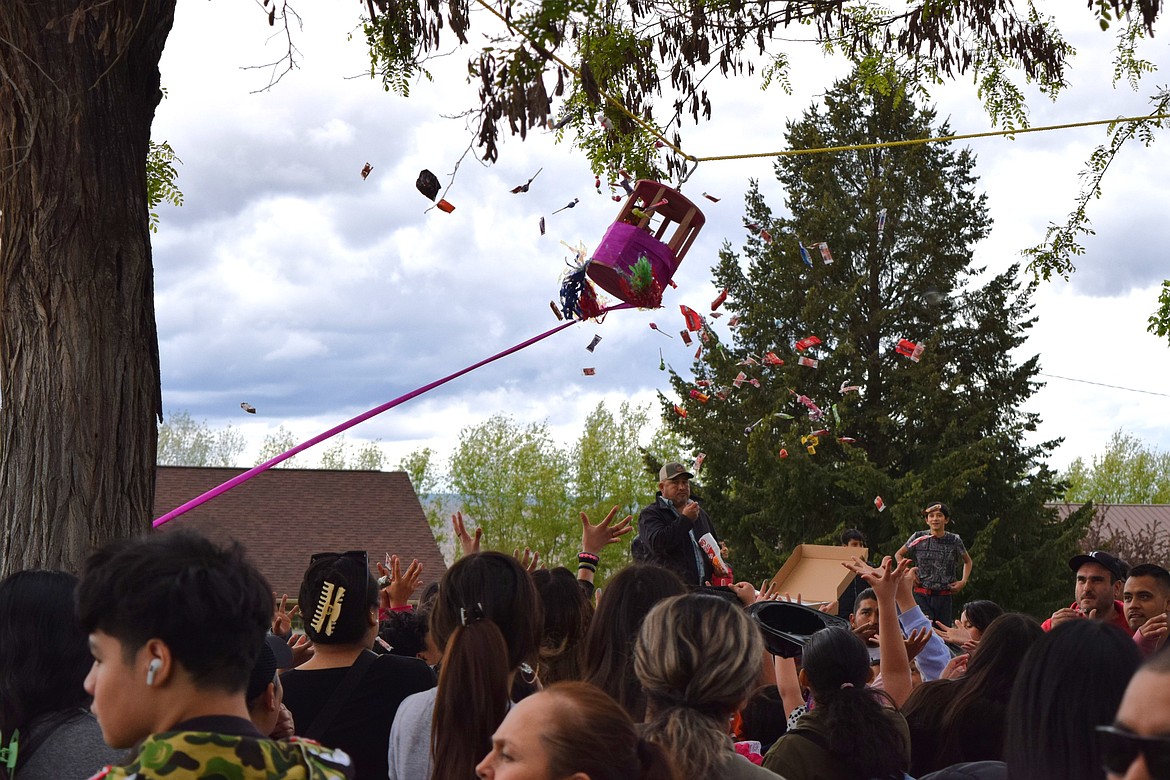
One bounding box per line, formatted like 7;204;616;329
460;602;485;626
311;581;346;636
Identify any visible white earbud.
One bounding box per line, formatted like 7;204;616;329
146;658;162;686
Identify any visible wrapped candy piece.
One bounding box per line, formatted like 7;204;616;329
877;208;887;237
703;192;720;202
792;391;824;420
779;448;789;459
711;288;729;311
674;404;687;418
749;378;761;388
895;339;925;362
795;336;821;351
361;162;373;180
810;428;829;437
586;335;602;352
690;390;710;404
715;390;729;401
839;381;860;393
436;199;455;213
738;357;759;367
728;315;741;327
694;345;702;361
416;169;440;201
817;242;833;264
680;330;693;346
760;229;773;244
798;356;819;369
763;352;784;366
733;372;748;389
874;496;886;512
681;305;704;332
692;452;706;472
801;434;820;455
511;168;543;193
696;379;712;387
798;244;813;268
659;350;666;371
649;323;673;338
709;312;723;319
838;437;857;444
582;368;596;376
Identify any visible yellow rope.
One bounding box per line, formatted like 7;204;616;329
471;0;1167;162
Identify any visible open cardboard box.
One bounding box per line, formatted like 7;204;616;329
768;543;866;608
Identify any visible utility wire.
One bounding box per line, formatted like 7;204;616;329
1038;372;1170;399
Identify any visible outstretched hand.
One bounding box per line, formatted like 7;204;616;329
844;555;911;600
934;620;974;647
580;506;633;555
378;555;423;608
452;511;482;556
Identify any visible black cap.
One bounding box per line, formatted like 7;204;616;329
246;633;294;703
1069;550;1129;582
659;462;694;481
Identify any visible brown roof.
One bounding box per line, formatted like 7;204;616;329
1048;502;1170;536
154;467;446;595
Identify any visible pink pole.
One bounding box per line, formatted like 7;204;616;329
153;304;630;528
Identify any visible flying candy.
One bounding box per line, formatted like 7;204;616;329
895;339;925;362
816;242;833;264
416;169;440;201
360;163;373;180
798;244;813;268
582;368;596;376
798;356;819;369
511;168;543;193
586;335;602;352
794;336;821;351
711;288;729;311
874;496;886;512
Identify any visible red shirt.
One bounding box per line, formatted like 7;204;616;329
1041;600;1130;632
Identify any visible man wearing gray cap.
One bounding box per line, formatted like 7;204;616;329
633;462;721;587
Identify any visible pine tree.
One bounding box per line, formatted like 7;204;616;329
665;74;1089;617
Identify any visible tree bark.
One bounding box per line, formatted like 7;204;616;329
0;0;174;573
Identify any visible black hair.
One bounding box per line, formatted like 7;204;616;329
904;613;1043;774
856;588;877;607
1003;620;1141;780
737;685;788;753
799;628;907;779
1128;563;1170;594
532;567;593;685
0;571;92;779
923;502;951;518
298;552;379;646
430;552;543;780
581;564;687;721
378;610;428;658
961;600;1004;633
78;530;272;694
840;528;866;545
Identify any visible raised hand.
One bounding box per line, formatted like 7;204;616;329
580;506;633;554
286;632;314;668
513;547;541;573
378;555;423;608
904;627;932;661
272;592;300;637
934;620;974;647
452;511;482;556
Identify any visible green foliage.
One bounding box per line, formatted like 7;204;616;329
663;74;1082;617
319;437;387;470
146;140;183;233
1062;429;1170;504
255;426;306;468
449;414;574;560
398;446;450;548
156;410;245;467
362;0;1091;180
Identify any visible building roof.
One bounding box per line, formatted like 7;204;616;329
1048;502;1170;536
154;467;446;596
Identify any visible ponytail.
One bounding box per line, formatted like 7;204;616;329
636;737;678;780
430;622;511;780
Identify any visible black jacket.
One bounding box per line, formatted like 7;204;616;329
635;493;718;587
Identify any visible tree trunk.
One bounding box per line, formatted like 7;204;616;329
0;0;174;573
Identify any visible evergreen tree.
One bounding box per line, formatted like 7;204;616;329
665;74;1088;617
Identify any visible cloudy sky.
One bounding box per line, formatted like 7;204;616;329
150;1;1170;492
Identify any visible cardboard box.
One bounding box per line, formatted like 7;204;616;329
769;544;866;606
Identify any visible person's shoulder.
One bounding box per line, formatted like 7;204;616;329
722;751;787;779
945;532;965;543
98;732;354;779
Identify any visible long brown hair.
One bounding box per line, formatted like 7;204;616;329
429;552;541;780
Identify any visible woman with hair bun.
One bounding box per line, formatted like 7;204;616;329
634;593;781;778
476;682;677;780
762;627;910;780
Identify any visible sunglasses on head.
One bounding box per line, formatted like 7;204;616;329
310;550;368;566
1096;725;1170;779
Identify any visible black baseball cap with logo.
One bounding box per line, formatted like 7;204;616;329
1069;550;1129;582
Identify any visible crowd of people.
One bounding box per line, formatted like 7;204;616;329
0;461;1168;780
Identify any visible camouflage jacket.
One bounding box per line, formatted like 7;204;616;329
87;730;354;780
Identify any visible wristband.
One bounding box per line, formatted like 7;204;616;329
578;551;600;564
578;562;597;573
